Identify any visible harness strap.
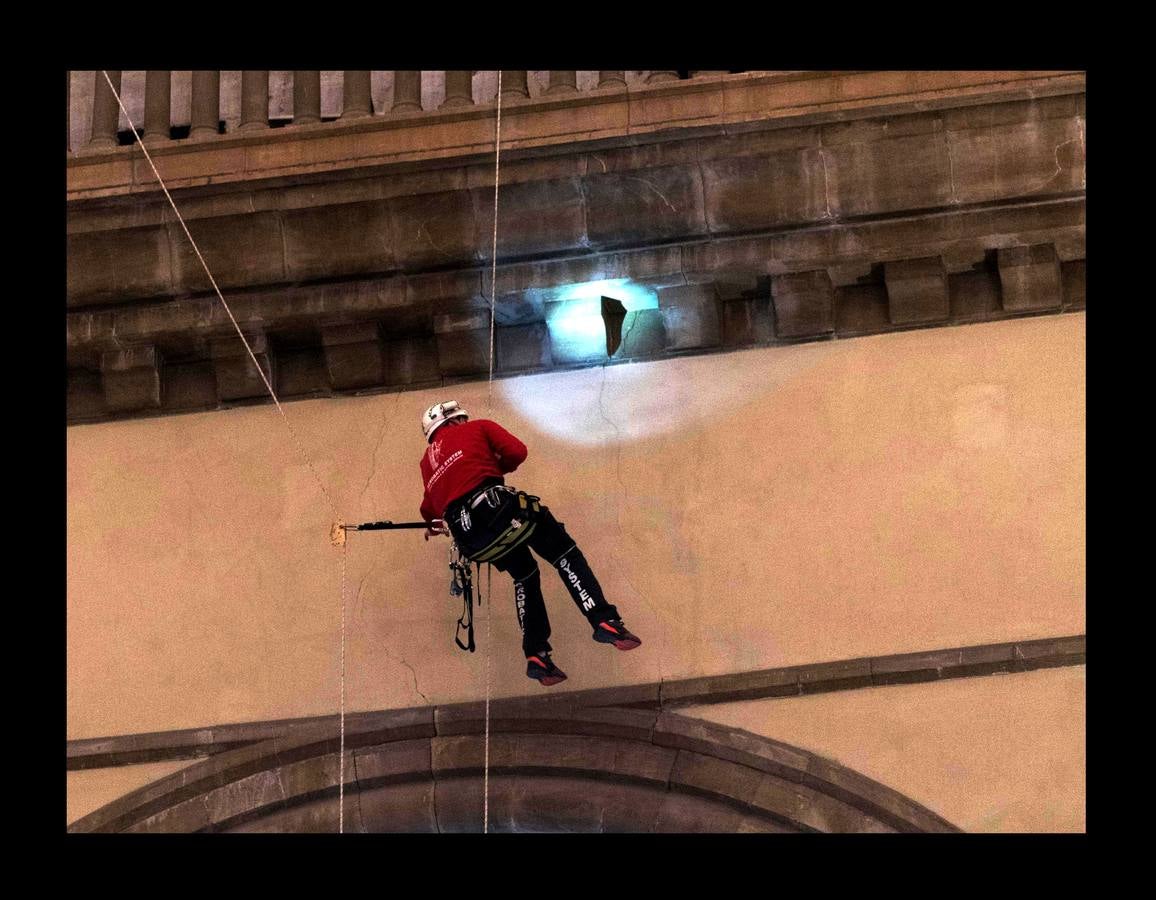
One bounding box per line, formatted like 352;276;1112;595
473;520;538;562
467;491;543;564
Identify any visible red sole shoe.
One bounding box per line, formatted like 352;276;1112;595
594;622;642;651
536;673;567;686
527;656;568;686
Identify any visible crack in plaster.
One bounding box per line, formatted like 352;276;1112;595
358;413;391;511
196;792;212;832
597;365;668;688
819;147;834;221
693;140;713;238
351;750;367;833
354;570;371;622
164;217;177;293
597;364;625;496
1078;116;1086;189
648;791;666;833
613;555;667;687
945;130;959;204
578;159;593;251
418;221;453;257
358;390;427;707
623;176;677;214
1030;137;1082;194
617;308;644;357
383;639;431;705
276;212;289;281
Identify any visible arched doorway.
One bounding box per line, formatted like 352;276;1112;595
70;704;958;833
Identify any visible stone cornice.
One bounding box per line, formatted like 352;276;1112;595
65;73;1086;425
66;70;1085;203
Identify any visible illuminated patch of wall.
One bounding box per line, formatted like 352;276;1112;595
543;279;659;364
498;339;830;446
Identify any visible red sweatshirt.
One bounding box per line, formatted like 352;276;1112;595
419;419;528;521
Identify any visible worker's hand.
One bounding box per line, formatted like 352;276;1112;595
424;520;448;541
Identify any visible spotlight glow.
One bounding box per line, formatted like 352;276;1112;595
545;279;658;359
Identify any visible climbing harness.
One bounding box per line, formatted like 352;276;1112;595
461;487;544;564
449;545;478;653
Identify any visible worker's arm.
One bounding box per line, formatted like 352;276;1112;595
419;459;444;539
419;492;448;540
481;420;528;473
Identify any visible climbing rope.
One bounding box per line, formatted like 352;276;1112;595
97;73;340;523
97;71;350;831
338;536;348;832
487;71;503;409
98;69;508;836
483;69;504;837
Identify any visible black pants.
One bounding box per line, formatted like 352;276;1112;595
446;480;619;657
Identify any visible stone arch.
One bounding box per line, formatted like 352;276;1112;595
69;704;959;833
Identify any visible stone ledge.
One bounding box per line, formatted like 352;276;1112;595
1012;635;1086;671
66;191;1083;318
68;634;1085;772
75;305;1085;428
68;85;1086;241
434;703;658;743
67;71;1085;203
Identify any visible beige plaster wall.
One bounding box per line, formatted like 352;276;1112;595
67;313;1085;741
685;664;1086;832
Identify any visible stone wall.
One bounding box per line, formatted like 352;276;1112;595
66;71;1085;425
68;71;668;152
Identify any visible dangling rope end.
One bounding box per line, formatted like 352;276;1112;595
330;521;348;547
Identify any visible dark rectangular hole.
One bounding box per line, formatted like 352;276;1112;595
116;127;143;146
161;123;226;139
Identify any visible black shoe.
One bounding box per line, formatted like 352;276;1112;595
592;619;641;651
526;651;567;686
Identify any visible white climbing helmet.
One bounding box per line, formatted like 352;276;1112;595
422;400;469;442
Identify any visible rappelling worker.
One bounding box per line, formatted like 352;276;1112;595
419;400;641;686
